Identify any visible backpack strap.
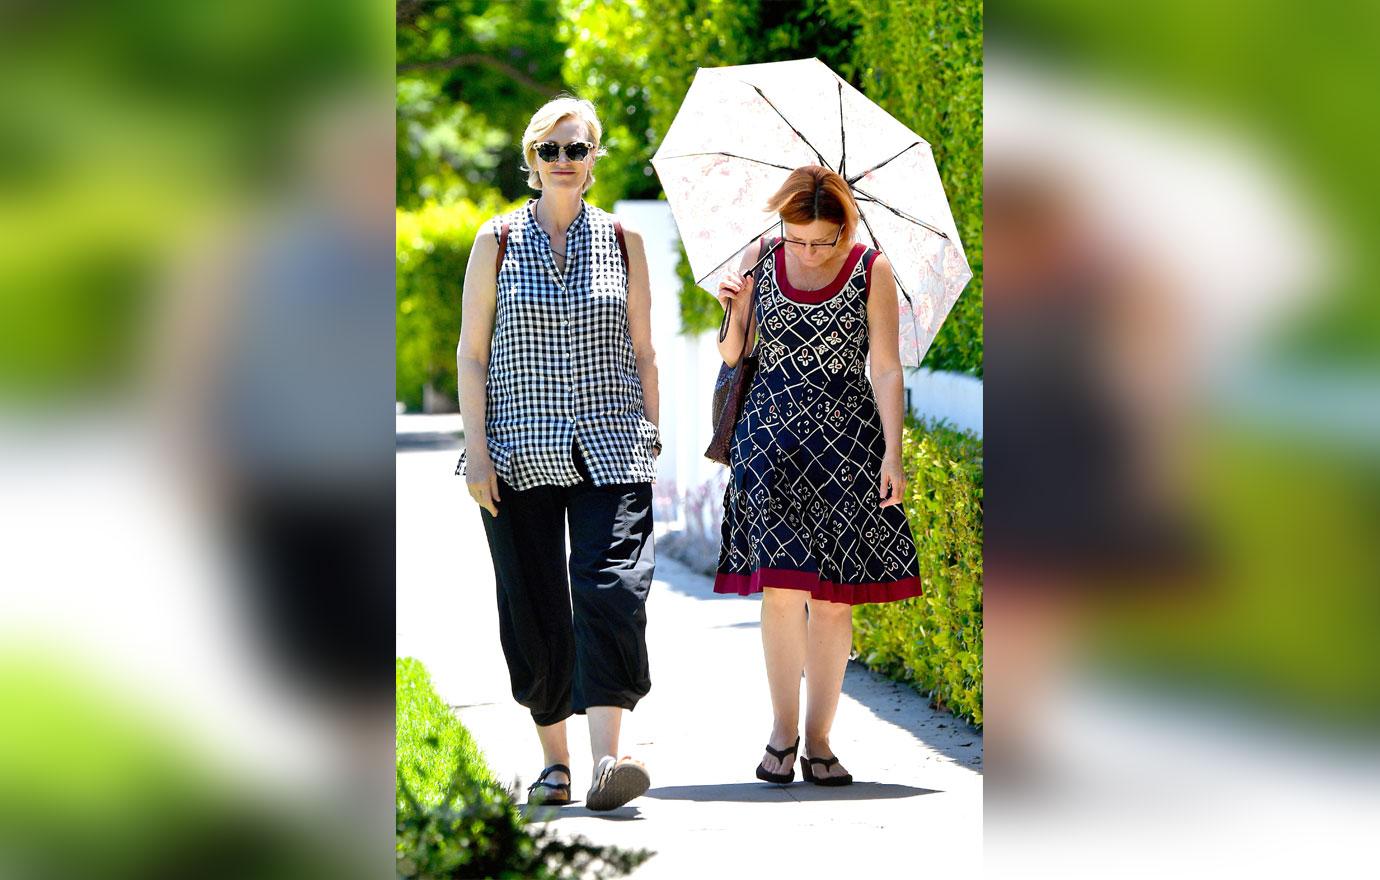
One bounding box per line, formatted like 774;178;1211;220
613;220;629;273
494;219;510;276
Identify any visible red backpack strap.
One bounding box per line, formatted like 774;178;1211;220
613;220;629;273
494;219;510;276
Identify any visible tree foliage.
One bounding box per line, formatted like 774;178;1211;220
396;0;566;209
395;193;519;409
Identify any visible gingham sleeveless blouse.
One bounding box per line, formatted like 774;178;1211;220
456;199;659;490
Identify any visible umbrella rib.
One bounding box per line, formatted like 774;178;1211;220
856;209;913;307
852;188;950;239
654;151;796;172
857;207;924;360
837;79;846;180
745;81;831;170
845;142;923;185
692;219;785;288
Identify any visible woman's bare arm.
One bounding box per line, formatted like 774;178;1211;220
717;239;763;367
866;254;908;506
457;226;501;514
623;227;660;434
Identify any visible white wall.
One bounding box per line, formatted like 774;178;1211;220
904;367;984;437
614;200;729;529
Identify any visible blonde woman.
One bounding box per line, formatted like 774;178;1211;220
714;166;922;786
456;95;661;811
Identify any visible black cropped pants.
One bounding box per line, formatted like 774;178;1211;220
478;444;654;727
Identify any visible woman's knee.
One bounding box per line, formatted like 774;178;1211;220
762;586;807;608
805;596;853;618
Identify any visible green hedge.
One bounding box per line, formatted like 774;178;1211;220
395;657;652;879
396;657;498;806
852;416;983;728
396;194;520;412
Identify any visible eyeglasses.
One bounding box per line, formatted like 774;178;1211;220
782;224;843;252
534;140;594;163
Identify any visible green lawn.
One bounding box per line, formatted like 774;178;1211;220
395;656;500;805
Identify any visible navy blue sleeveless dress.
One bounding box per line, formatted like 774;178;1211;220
714;238;923;604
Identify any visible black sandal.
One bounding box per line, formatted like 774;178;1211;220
755;736;800;785
525;763;572;806
801;753;853;787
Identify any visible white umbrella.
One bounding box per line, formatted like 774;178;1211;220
651;57;973;366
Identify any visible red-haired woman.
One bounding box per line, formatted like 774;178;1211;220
713;165;922;786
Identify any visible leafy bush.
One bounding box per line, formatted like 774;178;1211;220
397;764;653;880
395;657;654;879
852;416;983;728
675;244;722;337
396;194;520;412
829;0;983;376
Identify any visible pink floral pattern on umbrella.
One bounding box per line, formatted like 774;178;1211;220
652;58;972;367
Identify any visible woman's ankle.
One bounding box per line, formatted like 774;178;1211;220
768;723;798;746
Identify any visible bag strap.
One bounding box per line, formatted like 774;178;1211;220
740;288;758;359
718;237;765;351
613;220;629;273
494;220;510;276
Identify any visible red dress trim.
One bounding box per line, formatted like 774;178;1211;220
713;566;923;606
775;242;866;304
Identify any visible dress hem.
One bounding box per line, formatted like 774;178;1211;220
713;567;923;606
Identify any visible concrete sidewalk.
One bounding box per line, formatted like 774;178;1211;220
397;430;982;876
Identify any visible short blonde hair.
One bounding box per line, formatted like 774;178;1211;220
520;94;607;192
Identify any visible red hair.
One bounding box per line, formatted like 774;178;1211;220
764;165;858;244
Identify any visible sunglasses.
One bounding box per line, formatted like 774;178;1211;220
534;140;594;163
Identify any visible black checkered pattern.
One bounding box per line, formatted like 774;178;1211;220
456;199;659;490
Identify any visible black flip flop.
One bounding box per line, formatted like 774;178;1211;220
801;754;853;786
755;736;800;785
525;763;572;806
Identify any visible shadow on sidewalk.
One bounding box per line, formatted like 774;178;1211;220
646;781;940;802
652;555;984;774
652;552;747;603
840;661;983;773
523;804;647;823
